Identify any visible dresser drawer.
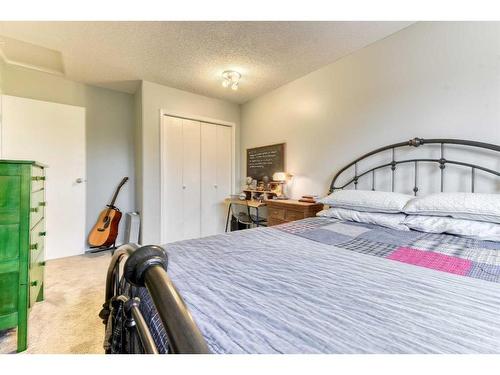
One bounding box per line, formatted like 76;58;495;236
31;168;45;192
30;189;45;229
29;220;45;267
29;255;44;308
268;207;285;220
285;210;305;221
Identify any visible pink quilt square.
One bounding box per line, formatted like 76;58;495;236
387;247;472;276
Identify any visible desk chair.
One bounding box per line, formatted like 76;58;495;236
227;200;267;231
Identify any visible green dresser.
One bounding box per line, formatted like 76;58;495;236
0;160;46;352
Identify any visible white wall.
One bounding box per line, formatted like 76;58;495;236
241;22;500;198
134;84;143;221
138;80;240;245
0;61;4;94
0;63;136;246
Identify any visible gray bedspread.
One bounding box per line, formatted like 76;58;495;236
137;218;500;354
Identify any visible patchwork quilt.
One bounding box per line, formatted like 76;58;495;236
134;217;500;354
277;217;500;283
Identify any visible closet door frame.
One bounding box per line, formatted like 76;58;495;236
159;110;236;244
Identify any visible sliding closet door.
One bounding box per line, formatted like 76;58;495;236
201;123;218;237
181;119;201;240
201;122;232;236
162;116;184;243
215;125;232;233
162;115;232;242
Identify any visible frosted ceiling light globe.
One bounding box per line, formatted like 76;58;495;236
221;70;241;91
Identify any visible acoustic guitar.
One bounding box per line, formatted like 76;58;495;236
88;177;128;248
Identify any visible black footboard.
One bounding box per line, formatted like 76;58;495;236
100;244;210;354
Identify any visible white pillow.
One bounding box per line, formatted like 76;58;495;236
317;207;409;231
403;192;500;224
318;190;413;214
404;215;500;242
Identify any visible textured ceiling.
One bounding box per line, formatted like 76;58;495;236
0;21;413;103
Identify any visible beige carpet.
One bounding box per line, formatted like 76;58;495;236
0;251;111;354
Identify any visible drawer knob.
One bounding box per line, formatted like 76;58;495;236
32;176;46;181
30;280;38;287
30;207;39;213
30;243;38;250
39;231;47;236
39;201;46;207
40;261;46;266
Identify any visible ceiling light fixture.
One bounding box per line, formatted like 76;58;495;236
221;70;241;91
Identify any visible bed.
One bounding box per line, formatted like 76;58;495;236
101;137;500;354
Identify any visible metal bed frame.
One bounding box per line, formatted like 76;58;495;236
100;244;210;354
330;137;500;194
102;137;499;354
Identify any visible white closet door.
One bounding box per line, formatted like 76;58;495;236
201;123;218;237
162;116;184;243
216;125;232;233
181;119;201;240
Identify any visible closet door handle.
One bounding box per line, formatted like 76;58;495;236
214;184;218;189
182;185;186;190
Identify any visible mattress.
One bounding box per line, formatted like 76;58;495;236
135;217;500;354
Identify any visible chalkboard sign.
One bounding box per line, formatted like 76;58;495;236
246;143;285;180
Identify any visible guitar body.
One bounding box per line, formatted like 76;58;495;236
88;207;122;247
88;177;128;248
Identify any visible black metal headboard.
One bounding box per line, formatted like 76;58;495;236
330;137;500;195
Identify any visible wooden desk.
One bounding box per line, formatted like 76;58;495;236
224;198;267;232
265;199;323;226
225;198;266;208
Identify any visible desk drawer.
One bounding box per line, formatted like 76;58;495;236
268;207;285;220
285;210;305;221
268;217;287;226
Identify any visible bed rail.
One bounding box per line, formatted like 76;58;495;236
100;244;210;354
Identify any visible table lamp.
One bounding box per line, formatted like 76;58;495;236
273;172;289;200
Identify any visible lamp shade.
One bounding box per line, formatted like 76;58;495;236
273;172;287;182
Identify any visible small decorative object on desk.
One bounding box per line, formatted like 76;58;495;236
262;175;270;190
245;176;253;189
238;192;247;200
269;182;280;196
299;195;319;203
250;179;258;190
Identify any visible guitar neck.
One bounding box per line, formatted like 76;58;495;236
109;177;128;208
